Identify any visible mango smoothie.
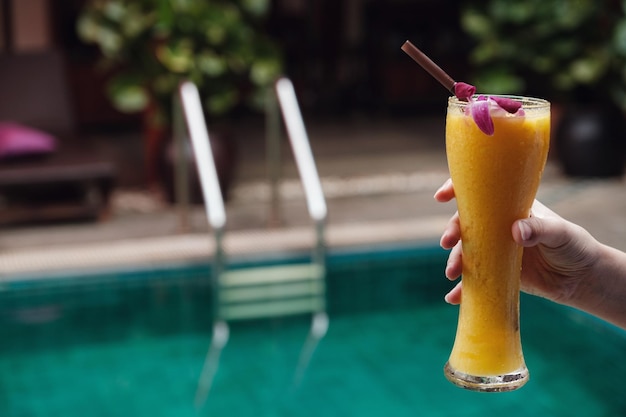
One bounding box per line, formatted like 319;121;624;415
444;95;550;391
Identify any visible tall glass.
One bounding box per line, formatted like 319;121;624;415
444;95;550;392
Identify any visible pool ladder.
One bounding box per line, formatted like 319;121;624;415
177;78;329;407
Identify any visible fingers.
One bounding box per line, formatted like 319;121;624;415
445;242;463;280
440;211;461;249
444;282;462;305
441;211;462;278
435;178;462;305
434;178;454;202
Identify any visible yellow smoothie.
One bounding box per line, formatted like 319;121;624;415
445;96;550;382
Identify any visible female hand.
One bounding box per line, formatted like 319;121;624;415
433;179;602;307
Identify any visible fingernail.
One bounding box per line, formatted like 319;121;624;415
518;220;532;241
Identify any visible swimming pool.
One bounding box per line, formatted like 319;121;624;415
1;242;625;416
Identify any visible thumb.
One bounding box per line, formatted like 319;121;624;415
512;216;572;249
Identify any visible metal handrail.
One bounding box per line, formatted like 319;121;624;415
178;77;327;233
274;77;328;224
178;81;226;231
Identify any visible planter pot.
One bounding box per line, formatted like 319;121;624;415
555;103;626;177
160;128;238;204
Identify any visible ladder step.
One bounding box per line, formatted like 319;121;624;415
219;263;324;287
219;280;325;303
219;296;325;321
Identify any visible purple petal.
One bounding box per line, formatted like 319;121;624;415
490;96;522;114
470;100;494;136
454;82;476;100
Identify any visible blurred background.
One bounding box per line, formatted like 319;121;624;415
0;0;469;234
20;0;468;129
1;0;625;239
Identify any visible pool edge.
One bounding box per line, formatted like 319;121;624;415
0;216;448;280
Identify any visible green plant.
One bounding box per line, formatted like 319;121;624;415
460;0;626;109
77;0;283;123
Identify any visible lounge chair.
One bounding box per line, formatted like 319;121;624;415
0;50;115;225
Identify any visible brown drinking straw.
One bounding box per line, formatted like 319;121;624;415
401;40;456;93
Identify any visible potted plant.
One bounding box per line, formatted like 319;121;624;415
460;0;626;176
77;0;283;192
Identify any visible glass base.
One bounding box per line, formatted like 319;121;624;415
444;362;529;392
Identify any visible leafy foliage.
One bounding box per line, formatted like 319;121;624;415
77;0;283;120
461;0;626;109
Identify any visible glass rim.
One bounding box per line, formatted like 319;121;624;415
448;95;550;109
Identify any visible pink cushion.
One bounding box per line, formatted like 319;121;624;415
0;122;56;159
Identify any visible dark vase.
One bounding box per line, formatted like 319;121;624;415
160;128;238;204
555;103;626;177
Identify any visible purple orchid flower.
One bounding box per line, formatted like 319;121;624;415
454;82;476;101
470;97;494;135
490;96;523;114
454;83;525;136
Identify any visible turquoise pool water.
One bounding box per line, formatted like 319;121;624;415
1;243;625;416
